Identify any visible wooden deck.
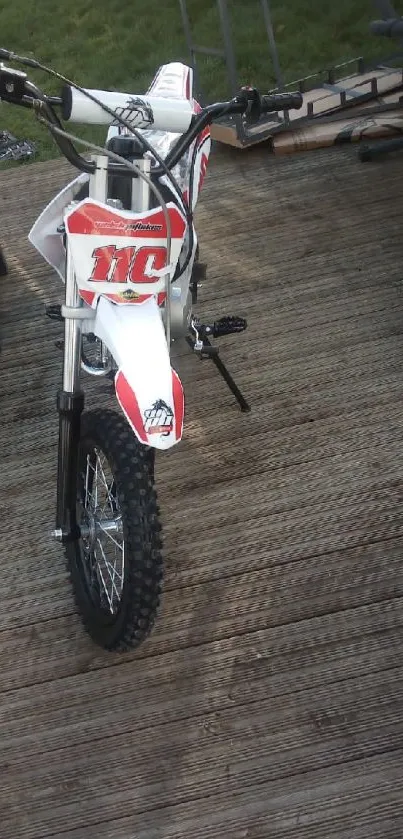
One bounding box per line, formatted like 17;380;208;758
1;140;403;838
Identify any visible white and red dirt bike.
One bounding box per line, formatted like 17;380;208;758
0;50;302;650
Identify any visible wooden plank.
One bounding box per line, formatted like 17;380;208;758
273;109;403;154
284;68;403;122
0;663;400;760
0;600;401;744
1;530;403;649
211;68;403;146
2;675;403;837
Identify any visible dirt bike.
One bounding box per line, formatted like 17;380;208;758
0;49;302;651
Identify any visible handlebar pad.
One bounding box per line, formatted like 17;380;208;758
370;18;403;38
261;92;303;112
61;85;194;133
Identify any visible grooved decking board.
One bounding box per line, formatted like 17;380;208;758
1;141;403;838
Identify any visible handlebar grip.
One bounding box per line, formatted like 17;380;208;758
261;92;303;112
370;18;403;38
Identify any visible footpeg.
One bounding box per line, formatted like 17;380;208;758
187;315;250;412
209;316;247;338
190;315;247;345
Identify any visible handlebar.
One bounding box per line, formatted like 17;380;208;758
0;58;303;179
370;18;403;38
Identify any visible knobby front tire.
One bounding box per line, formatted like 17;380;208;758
65;408;163;651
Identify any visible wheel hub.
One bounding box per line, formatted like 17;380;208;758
80;514;123;548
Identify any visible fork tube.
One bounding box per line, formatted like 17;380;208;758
131;157;150;212
55;245;84;542
132;157;172;349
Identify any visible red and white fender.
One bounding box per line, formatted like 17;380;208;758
63;197;186;451
92;294;184;450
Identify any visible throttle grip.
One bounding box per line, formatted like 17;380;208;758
261;92;303;112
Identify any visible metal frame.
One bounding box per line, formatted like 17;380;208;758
179;0;285;145
179;0;403;147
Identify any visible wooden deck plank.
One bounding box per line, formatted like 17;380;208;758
0;598;401;718
4;751;403;839
0;664;401;765
1;141;403;837
1;696;403;837
1;525;403;628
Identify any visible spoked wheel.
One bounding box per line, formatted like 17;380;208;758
66;408;163;651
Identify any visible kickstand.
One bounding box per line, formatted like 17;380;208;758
186;336;251;412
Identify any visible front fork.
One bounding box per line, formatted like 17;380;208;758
54;247;84;543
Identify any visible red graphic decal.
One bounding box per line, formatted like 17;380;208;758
198;125;211;145
88;244;168;304
116;371;183;443
147;424;171;435
129;246;167;284
80;290;97;306
193;101;210;146
198;152;209;193
113;245;135;282
171;368;184;439
67;202;186;240
90;244;121;281
115;371;147;443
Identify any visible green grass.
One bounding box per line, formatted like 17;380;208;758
0;0;398;162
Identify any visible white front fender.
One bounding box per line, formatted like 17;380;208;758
92;296;184;450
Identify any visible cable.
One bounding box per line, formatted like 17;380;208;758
2;49;240;280
4;50;189;215
37;114;175;344
2;49;202;280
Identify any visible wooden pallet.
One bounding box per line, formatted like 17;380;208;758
272;106;403;154
210;66;403;147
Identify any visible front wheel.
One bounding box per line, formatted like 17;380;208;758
65;408;163;651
